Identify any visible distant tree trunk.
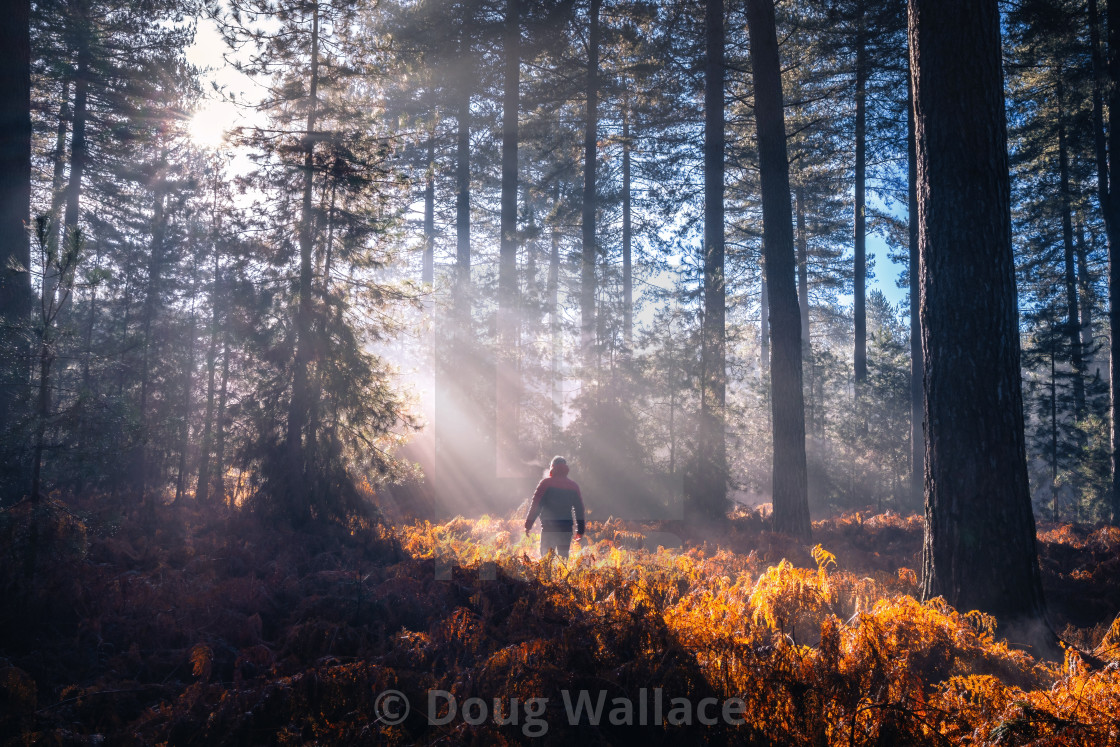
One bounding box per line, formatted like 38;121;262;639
581;0;600;375
1056;74;1085;421
796;185;810;350
214;334;230;506
35;70;78;449
853;19;867;384
667;329;679;475
136;181;167;503
454;16;473;329
796;186;814;494
1051;340;1059;488
174;309;198;504
693;0;728;521
0;0;32;502
29;335;53;503
421;110;436;475
1075;221;1094;358
907;66;924;511
622;97;633;348
549;203;561;442
115;260;135;400
759;272;769;376
285;2;321;522
195;244;221;507
81;237;100;393
747;0;810;540
63;3;91;264
30;204;82;505
910;0;1047;624
497;0;520;477
47;79;70;262
307;181;338;460
423;117;435;286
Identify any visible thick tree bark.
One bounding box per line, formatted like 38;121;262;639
581;0;600;375
694;0;728;520
747;0;810;540
285;2;321;522
910;0;1047;624
1095;0;1120;525
496;0;520;477
0;0;32;502
907;67;924;511
853;21;867;383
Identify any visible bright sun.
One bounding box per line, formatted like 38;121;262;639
187;102;239;150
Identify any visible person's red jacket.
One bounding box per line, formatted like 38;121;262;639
524;462;585;534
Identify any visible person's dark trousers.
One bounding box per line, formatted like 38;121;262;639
540;531;571;559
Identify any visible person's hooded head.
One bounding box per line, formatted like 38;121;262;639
549;455;569;477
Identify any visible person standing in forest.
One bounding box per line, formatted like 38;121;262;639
524;456;585;559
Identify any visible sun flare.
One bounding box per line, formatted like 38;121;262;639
187;102;238;149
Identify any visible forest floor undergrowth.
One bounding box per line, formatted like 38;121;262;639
2;497;1119;745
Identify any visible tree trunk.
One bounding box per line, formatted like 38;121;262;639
695;0;728;521
747;0;810;540
285;2;321;522
796;185;810;350
423;107;435;286
910;0;1047;625
496;0;520;477
1075;221;1094;359
30;337;54;503
1051;340;1059;488
174;308;198;504
549;204;561;443
1100;0;1120;525
214;334;230;507
1089;0;1120;523
81;237;100;392
759;271;769;376
63;4;90;266
854;20;867;383
623;97;633;348
0;0;32;503
581;0;600;375
136;181;167;503
1056;74;1085;421
47;79;70;265
454;16;473;330
196;243;221;507
907;65;924;511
